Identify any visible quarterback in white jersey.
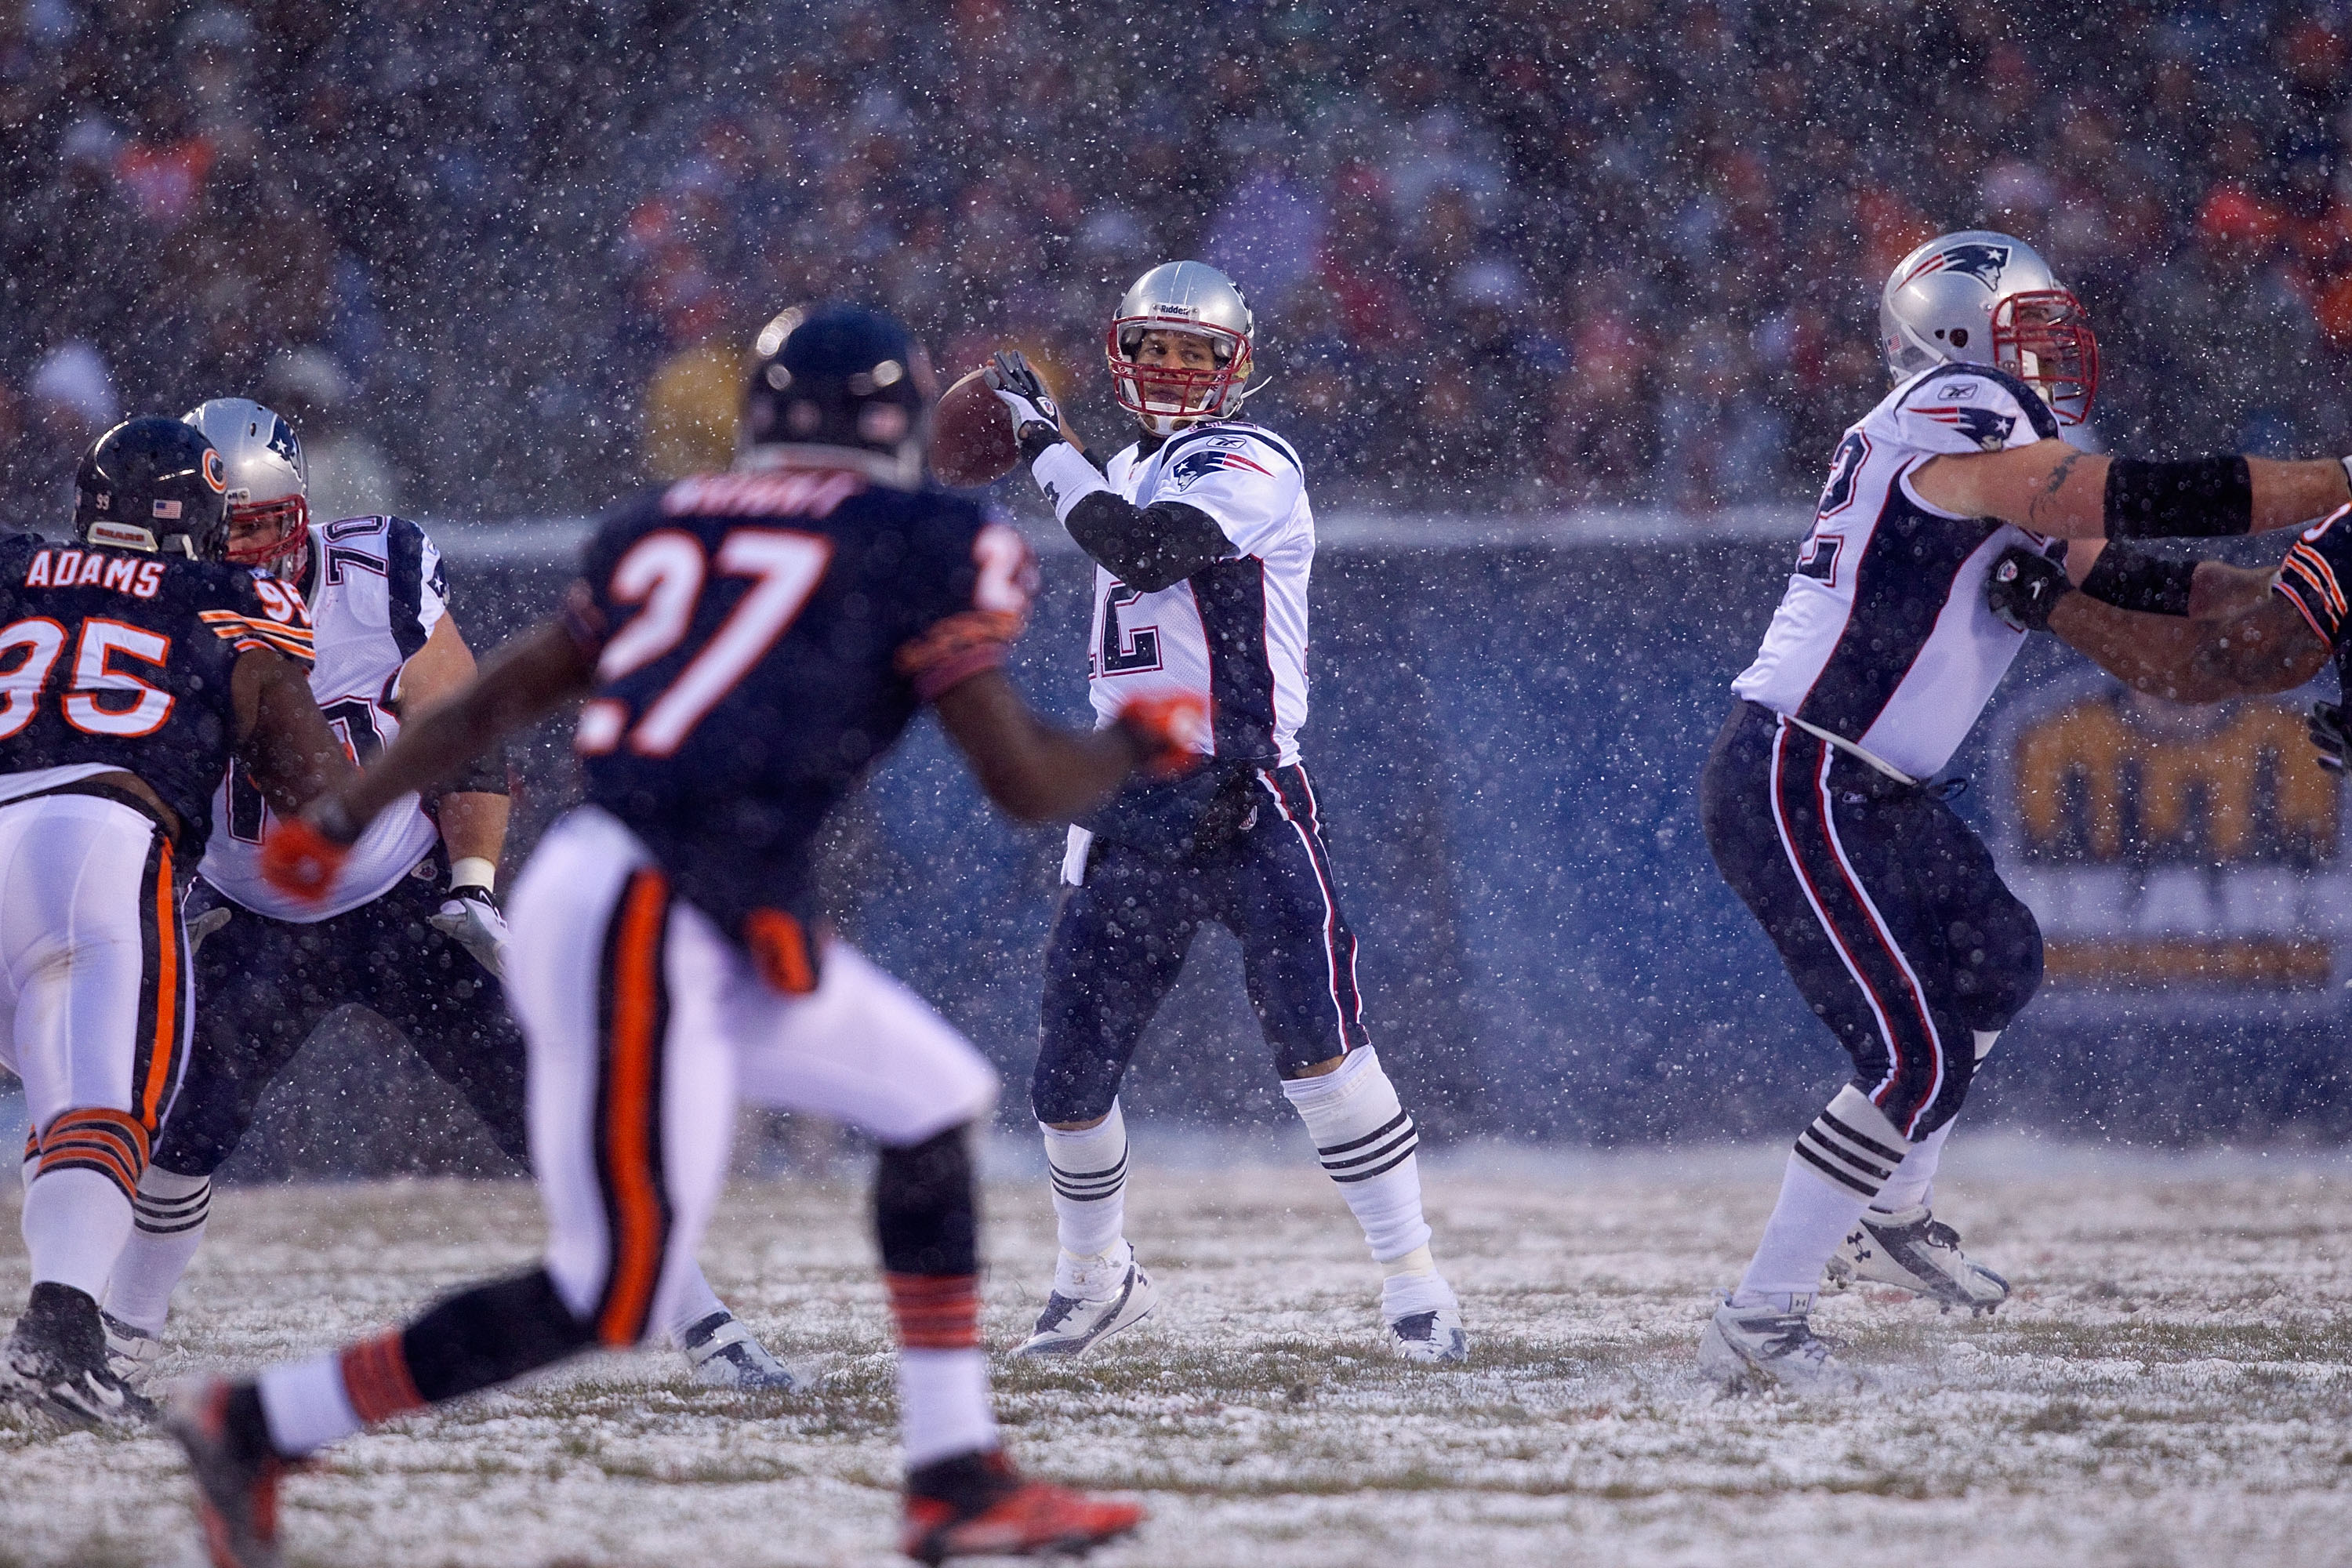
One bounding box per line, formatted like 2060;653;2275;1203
99;400;791;1391
1696;230;2352;1396
988;261;1466;1367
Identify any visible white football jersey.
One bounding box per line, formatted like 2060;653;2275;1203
1730;364;2062;781
1090;419;1313;765
199;515;448;920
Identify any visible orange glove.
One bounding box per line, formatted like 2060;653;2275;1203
260;814;354;903
1115;691;1210;779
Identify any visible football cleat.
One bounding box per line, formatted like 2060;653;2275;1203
1014;1254;1157;1359
902;1447;1144;1566
165;1379;301;1568
679;1309;799;1391
103;1309;169;1384
2;1283;158;1429
1825;1204;2011;1315
1697;1292;1867;1396
1387;1305;1468;1365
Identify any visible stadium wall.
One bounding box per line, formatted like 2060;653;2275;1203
60;515;2340;1179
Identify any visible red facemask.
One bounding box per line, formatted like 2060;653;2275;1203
1992;289;2100;425
226;495;311;575
1105;320;1250;423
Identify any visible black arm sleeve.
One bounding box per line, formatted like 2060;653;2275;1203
2078;542;2198;617
2104;456;2253;539
1064;495;1230;591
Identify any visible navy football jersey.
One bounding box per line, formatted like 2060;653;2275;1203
563;462;1034;949
0;532;316;843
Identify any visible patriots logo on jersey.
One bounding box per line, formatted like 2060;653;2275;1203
1901;241;2013;292
1167;442;1272;490
1913;405;2016;450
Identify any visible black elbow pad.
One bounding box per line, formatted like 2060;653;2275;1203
2104;456;2252;539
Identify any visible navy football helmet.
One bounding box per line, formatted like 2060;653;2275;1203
73;417;233;560
739;304;936;488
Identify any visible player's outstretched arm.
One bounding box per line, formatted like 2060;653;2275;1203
392;614;511;871
230;645;359;817
931;667;1199;823
321;618;593;837
1913;441;2352;539
2046;591;2328;702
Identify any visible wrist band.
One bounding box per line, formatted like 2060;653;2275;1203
2079;543;2196;617
1030;441;1112;528
2104;455;2253;539
448;855;497;892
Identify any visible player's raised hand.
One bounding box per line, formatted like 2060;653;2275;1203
1987;544;2072;633
1115;691;1211;779
985;350;1062;442
258;801;359;903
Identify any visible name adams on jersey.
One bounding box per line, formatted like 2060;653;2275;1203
0;532;314;841
1731;363;2062;780
1091;419;1311;766
561;460;1033;960
200;515;449;920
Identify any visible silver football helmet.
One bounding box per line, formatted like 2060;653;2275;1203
1106;260;1256;434
1879;230;2099;424
183;397;310;574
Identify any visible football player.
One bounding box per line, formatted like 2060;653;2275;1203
985;261;1467;1365
99;398;793;1390
1;419;354;1427
1700;229;2352;1393
165;305;1189;1567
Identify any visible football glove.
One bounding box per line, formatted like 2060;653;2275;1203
259;811;355;904
1987;543;2072;633
429;884;512;979
2311;702;2350;773
1115;691;1211;780
985;350;1063;455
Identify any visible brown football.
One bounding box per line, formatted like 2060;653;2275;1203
928;365;1027;488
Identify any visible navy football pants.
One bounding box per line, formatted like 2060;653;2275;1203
1034;763;1367;1123
152;862;528;1177
1700;702;2043;1141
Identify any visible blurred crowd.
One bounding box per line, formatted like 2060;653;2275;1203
3;0;2351;524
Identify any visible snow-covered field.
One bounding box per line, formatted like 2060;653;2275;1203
5;1134;2352;1568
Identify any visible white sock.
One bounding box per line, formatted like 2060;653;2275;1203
104;1167;212;1334
257;1352;362;1457
21;1167;136;1300
898;1348;998;1468
1042;1104;1128;1264
1281;1047;1434;1264
1733;1087;1913;1311
662;1261;728;1345
1871;1120;1954;1214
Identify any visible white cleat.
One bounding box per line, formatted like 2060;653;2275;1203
1697;1293;1866;1396
102;1310;168;1385
1825;1204;2011;1316
680;1311;799;1391
1386;1305;1468;1365
1016;1254;1157;1359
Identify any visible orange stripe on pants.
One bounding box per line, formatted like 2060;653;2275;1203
138;838;180;1132
597;870;670;1346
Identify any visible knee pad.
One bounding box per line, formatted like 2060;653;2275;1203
875;1123;978;1279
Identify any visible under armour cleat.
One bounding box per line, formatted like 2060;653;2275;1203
901;1447;1144;1565
679;1310;799;1391
2;1283;157;1429
103;1309;169;1384
1387;1305;1468;1365
1014;1253;1156;1359
1697;1292;1866;1396
165;1379;301;1568
1826;1204;2011;1315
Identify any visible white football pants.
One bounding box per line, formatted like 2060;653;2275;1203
507;807;999;1345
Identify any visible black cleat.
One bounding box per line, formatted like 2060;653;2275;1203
165;1378;303;1568
2;1283;157;1429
